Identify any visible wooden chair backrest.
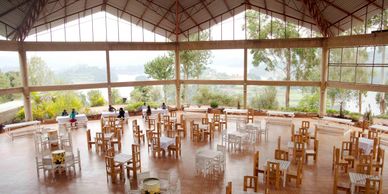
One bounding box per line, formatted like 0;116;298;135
175;136;181;149
96;132;104;143
293;134;303;143
152;135;161;148
359;154;373;165
253;151;259;176
365;177;382;194
213;114;221;122
225;182;232;194
341;141;353;157
299;127;308;136
275;149;289;161
266;161;280;185
132;144;141;166
334;147;341;163
277;136;281;150
106;147;115;157
146;130;153;144
86;129;92;141
170;110;176;117
314;139;319;153
356;163;372;174
163;115;170;122
202;117;209;124
243;176;258;192
368;130;378;139
301;121;310;129
376;147;385;164
105;156;114;173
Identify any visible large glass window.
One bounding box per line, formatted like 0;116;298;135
328;46;387;85
0;51;21;89
181;49;243;80
247;86;286;110
181;85;243;107
26;51;107;86
110;51;174;82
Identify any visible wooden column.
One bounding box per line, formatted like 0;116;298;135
243;48;247;109
319;46;329;117
18;44;32;121
175;46;181;109
106;49;112;105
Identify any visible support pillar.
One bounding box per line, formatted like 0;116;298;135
18;44;32;121
106;50;112;105
243;48;247;109
319;46;329;117
175;46;181;109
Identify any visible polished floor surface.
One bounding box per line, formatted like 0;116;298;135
0;115;387;194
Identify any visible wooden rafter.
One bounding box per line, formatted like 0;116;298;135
102;0;108;11
366;0;384;10
329;0;378;28
200;0;217;24
14;0;49;41
119;0;130;18
152;2;175;32
223;0;233;16
0;0;30;17
301;0;333;37
178;2;203;32
136;0;153;25
83;0;88;17
321;0;363;22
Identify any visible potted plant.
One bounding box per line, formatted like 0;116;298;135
210;101;219;109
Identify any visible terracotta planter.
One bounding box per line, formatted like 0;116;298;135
208;107;225;113
42;119;56;124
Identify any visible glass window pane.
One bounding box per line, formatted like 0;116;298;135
181;85;242;107
248;86;286;110
0;51;21;89
342;48;357;63
341;66;355;82
329;66;341;81
356;66;371;84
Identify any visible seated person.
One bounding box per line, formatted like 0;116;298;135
118;108;125;119
61;109;68;116
108;105;116;112
69;108;77;124
161;102;167;110
146;106;152;116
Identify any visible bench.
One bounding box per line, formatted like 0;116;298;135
266;117;293;127
4;121;41;140
315;124;349;136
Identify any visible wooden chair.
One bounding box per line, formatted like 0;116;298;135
359;154;373;165
106;147;115;157
275;149;289;161
108;116;116;127
170;110;177;117
333;164;351;194
96;132;107;152
105;156;124;183
265;161;281;190
350;136;360;158
301;121;310;129
247;108;254;123
365;177;382;194
372;147;385;175
151;133;165;158
356;163;372;175
298;127;309;145
110;131;122;152
293;141;305;163
86;129;95;150
126;144;141;179
253;151;265;177
293;134;303;143
220;113;228;129
368;130;379;139
243;175;258;192
165;122;175;138
332;146;348;173
286;158;303;187
133;125;145;143
305;139;319;163
341;141;355;168
203;122;214;141
225;181;232;194
190;121;202;142
147;117;156;131
213;113;221;131
176;119;187;137
168;136;181;158
277;136;281;150
146;130;153;152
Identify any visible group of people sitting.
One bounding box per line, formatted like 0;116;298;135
60;102;169;122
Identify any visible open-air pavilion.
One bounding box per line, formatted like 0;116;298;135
0;0;388;193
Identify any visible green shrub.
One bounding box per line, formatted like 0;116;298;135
210;101;219;108
87;90;106;107
250;86;278;110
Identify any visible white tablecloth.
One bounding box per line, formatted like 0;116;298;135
349;172;380;194
101;111;129;118
322;117;353;125
267;111;295;117
160;136;175;150
56;114;88;124
184;107;208;112
369;124;388;133
196;149;221;160
142;109;168;116
359;137;374;154
224;109;247;114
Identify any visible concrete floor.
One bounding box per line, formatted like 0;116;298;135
0;115;387;194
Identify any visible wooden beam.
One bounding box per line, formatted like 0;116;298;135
152;2;175;32
111;80;176;87
0;0;30;17
119;0;130;18
223;0;233;16
301;0;334;37
328;81;388;93
321;0;363;22
200;0;217;24
29;83;108;92
246;80;320;87
136;0;153;25
179;2;203;32
0;87;23;95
